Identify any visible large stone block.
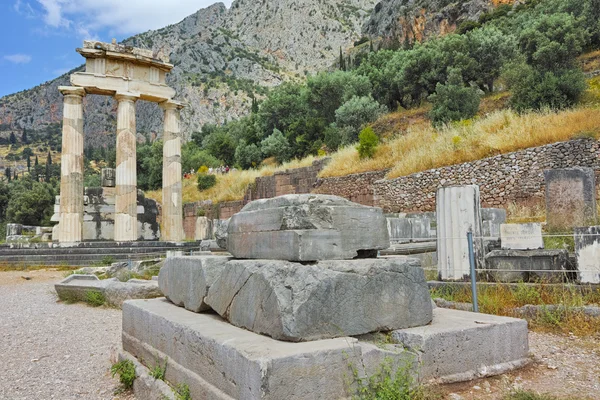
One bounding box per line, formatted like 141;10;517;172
122;298;417;400
227;194;389;261
500;223;544;250
545;167;598;231
574;226;600;284
204;258;432;341
391;308;529;383
485;249;572;282
158;256;231;312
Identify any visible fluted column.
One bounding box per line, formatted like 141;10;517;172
114;93;139;242
58;86;86;243
160;100;184;242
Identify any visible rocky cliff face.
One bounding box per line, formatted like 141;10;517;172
0;0;377;147
364;0;511;43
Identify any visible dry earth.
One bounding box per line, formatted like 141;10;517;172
0;269;598;400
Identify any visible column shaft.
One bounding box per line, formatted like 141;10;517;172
161;101;184;242
58;87;85;243
114;94;138;241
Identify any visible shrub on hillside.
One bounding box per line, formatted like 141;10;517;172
428;69;481;126
234;140;262;169
261;129;291;164
335;95;386;144
504;63;587;111
197;174;216;191
357;127;379;159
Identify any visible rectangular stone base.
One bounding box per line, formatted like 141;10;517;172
122;299;529;399
392;308;530;383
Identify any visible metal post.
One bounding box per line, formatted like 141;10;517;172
467;230;479;313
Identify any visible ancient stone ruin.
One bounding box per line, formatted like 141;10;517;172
121;194;529;399
55;40;184;244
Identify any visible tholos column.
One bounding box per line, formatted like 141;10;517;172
160;101;184;242
58;86;86;243
114;93;139;241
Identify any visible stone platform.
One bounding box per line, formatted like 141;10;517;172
0;241;200;267
122;298;530;399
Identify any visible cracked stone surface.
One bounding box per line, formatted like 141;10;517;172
204;257;433;341
227;194;390;261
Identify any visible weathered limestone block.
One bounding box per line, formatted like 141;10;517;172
501;223;544;250
574;226;600;284
545;168;598;231
214;219;229;249
485;249;572;282
227;194;389;261
101;168;116;187
204;258;432;341
437;186;484;281
195;216;212;241
158;256;231;312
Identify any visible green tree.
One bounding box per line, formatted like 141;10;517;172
334;96;386;144
234;140;263;169
428;69;481;126
202;129;237;165
5;167;11;182
9;132;16;145
22;129;28;144
357;127;379;159
504;63;587;111
137;141;163;191
34;155;38;166
466;26;516;92
182;142;222;173
21;147;33;158
26;155;31;172
261;129;291;164
5;178;56;226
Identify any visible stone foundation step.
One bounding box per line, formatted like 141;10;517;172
0;241;199;250
0;245;199;257
0;253;169;267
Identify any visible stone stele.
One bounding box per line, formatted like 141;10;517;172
204;257;433;342
226;194;390;261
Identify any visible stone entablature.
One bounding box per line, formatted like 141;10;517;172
56;41;184;244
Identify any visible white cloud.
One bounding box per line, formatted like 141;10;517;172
4;54;32;64
35;0;233;37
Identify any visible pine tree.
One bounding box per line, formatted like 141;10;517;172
251;96;259;114
5;167;11;182
47;151;52;165
22;129;28;144
27;155;31;172
13;170;17;180
369;40;374;53
35;155;39;166
45;162;50;182
339;47;345;71
9;132;16;145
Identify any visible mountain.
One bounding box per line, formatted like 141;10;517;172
0;0;377;148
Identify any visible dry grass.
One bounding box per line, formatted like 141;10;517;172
146;156;317;204
579;49;600;73
431;283;600;336
320;106;600;179
506;200;546;224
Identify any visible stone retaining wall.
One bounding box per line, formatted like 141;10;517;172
374;138;600;212
312;170;388;206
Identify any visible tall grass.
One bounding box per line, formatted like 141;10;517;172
431;283;600;336
320;107;600;179
145;156;317;204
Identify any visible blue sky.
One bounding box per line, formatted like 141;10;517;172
0;0;232;98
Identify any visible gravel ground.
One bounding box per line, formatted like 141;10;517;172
0;270;134;400
1;269;598;400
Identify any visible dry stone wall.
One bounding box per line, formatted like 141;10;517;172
374;139;600;212
182;138;600;239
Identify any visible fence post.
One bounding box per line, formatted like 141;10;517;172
467;230;479;313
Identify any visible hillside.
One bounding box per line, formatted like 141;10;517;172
0;0;378;149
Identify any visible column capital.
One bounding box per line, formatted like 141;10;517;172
115;92;139;103
59;86;86;97
160;100;184;111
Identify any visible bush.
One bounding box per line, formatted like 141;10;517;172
428;69;481;126
334;95;386;144
260;129;291;164
504;63;587;111
111;360;136;389
357;127;379;159
234;140;263;169
197;174;217;191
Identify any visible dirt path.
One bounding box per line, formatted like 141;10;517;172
0;269;597;400
0;270;132;400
